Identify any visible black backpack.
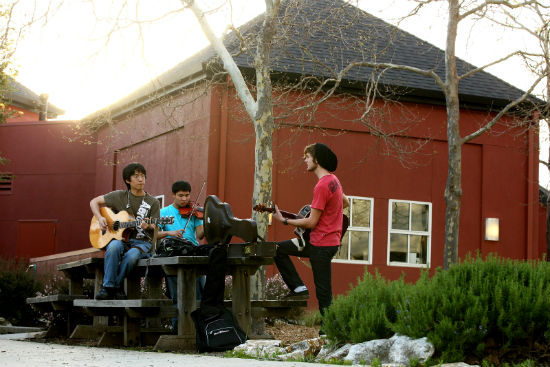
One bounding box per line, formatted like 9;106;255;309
191;305;247;353
191;245;247;352
155;237;196;257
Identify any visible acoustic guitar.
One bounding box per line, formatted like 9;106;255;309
253;203;349;241
89;207;174;249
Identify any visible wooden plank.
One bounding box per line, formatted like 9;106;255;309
231;266;251;334
154;335;196;352
74;299;172;308
177;267;197;338
70;325;122;339
124;315;140;346
26;294;88;312
223;299;308;308
98;331;123;347
57;257;104;273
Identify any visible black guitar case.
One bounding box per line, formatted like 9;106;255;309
192;195;250;352
203;194;259;244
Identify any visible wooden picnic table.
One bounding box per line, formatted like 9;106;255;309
139;254;274;351
27;241;309;350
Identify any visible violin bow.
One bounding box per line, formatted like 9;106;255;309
182;180;206;234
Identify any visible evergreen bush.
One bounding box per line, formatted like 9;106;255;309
0;258;42;326
323;270;409;342
321;255;549;364
391;254;549;362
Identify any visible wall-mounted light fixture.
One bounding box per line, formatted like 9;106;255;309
485;218;499;241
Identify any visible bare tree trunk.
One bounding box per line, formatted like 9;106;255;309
249;2;279;327
443;0;462;269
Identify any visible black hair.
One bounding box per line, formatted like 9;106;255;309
172;180;191;194
304;143;338;172
122;163;146;190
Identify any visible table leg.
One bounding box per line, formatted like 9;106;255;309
177;267;196;338
231;267;251;334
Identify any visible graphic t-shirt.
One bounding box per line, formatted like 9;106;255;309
159;204;203;246
309;174;344;246
103;190;160;243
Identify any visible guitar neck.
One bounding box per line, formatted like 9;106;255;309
117;218;162;229
279;210;300;220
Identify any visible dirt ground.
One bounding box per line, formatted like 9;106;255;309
265;319;320;346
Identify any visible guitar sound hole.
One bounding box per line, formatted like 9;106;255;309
113;221;120;231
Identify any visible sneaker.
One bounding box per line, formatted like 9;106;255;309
95;286;114;300
283;289;309;300
114;288;127;300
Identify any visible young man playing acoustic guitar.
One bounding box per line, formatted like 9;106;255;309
90;162;160;300
272;143;349;329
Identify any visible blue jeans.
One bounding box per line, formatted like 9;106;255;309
103;239;151;289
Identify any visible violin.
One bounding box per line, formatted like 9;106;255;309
179;201;204;219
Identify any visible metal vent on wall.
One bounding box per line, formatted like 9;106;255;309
0;173;13;194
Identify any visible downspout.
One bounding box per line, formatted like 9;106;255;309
112;150;120;191
527;111;540;259
217;80;229;202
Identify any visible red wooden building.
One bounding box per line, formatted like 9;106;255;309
1;0;546;308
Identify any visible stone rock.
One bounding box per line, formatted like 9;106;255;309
316;343;352;362
233;339;285;358
344;334;434;366
388;334;435;365
276;337;324;361
0;317;12;326
345;338;392;365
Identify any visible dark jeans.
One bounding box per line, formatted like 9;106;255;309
275;239;339;315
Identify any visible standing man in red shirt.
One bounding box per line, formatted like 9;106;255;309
272;143;349;330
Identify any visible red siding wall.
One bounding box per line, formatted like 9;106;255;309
210;89;541;308
0;121;97;258
5;106;40;122
2;82;543;312
92;87;212;205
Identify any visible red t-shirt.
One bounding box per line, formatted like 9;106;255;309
310;174;344;246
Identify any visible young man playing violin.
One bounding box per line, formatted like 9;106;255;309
90;162;160;300
271;143;349;333
158;180;205;330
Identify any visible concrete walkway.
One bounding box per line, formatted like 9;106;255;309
0;338;328;367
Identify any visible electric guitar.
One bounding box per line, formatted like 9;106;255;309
253;203;349;241
89;207;174;249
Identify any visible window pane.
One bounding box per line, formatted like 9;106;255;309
335;231;350;260
410;235;428;264
392;202;410;230
343;205;350;218
352;198;371;227
350;231;369;261
389;233;407;262
411;204;429;231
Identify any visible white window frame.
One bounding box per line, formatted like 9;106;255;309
155;194;165;208
387;199;431;268
333;195;374;265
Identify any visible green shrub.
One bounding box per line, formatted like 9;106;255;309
391;254;550;362
0;258;42;326
321;255;549;364
323;269;409;343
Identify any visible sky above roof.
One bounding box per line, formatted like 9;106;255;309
11;0;540;120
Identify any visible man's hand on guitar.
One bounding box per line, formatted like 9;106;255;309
98;216;108;232
272;205;285;224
